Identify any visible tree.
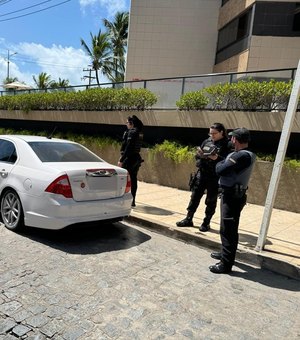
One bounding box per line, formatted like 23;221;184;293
103;11;129;82
3;77;18;84
33;72;54;89
80;30;112;85
50;78;70;89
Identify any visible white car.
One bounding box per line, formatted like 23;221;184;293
0;135;132;231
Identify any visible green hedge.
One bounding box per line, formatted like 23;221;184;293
0;128;299;168
0;88;157;112
177;79;296;111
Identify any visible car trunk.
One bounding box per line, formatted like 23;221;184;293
45;162;128;202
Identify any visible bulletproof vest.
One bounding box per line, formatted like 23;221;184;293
128;128;143;154
219;150;256;189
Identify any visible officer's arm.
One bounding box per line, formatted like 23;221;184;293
215;155;237;176
216;152;251;175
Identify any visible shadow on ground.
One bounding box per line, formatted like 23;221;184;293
232;262;300;291
20;221;151;255
133;204;174;216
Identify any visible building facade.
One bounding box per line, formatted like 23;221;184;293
125;0;300;80
125;0;221;80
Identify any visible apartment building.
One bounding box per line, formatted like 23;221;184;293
125;0;300;80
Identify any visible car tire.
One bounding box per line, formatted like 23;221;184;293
1;190;25;232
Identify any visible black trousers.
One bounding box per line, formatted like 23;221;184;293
187;175;219;223
220;192;247;268
123;155;142;200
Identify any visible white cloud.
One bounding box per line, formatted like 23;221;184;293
1;42;110;89
79;0;128;18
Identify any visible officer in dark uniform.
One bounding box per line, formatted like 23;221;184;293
176;123;231;231
118;115;144;207
209;127;256;274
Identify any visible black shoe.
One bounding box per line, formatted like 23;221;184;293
176;218;193;227
211;252;222;260
209;262;232;274
199;224;210;232
131;200;136;207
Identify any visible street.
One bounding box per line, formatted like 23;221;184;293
0;221;299;339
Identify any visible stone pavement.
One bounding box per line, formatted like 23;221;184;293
127;181;300;281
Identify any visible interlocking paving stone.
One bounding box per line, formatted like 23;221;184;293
12;324;31;337
0;318;16;334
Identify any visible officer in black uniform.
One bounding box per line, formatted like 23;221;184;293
209;127;256;274
118;115;144;207
176;123;231;231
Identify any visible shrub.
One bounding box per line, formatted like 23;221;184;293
0;127;299;168
113;88;157;110
177;79;295;111
204;82;236;110
150;140;195;163
176;90;209;110
0;88;157;112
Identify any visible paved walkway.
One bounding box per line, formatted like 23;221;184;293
126;181;300;281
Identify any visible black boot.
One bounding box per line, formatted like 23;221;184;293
199;223;210;232
199;216;211;232
176;211;194;227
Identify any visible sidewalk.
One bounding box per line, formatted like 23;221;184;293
126;181;300;281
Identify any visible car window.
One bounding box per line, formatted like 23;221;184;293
0;139;18;163
28;141;103;162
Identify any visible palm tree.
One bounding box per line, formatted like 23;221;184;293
80;30;112;85
33;72;54;89
50;78;70;89
103;11;129;82
3;77;18;84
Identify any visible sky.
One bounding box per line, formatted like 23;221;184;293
0;0;130;89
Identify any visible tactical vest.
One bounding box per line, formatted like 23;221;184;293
127;128;143;154
219;150;256;189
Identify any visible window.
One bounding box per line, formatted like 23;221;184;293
217;9;251;53
28;141;103;162
253;2;300;37
0;140;17;163
293;3;300;31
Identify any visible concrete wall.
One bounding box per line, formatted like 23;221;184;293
97;146;300;213
1;109;299;133
125;0;220;80
247;36;300;71
0;109;299;212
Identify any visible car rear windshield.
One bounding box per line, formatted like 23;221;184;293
28;141;103;162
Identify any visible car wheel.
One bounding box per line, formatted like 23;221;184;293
1;190;24;231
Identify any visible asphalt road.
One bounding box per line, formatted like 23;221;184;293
0;221;299;339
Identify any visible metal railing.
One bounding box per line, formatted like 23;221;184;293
1;67;296;109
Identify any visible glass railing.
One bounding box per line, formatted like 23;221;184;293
0;67;296;109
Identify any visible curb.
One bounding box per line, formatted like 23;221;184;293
125;215;300;281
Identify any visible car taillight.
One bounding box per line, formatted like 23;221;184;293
45;174;73;198
125;174;131;193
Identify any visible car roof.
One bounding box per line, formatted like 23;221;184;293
0;135;72;143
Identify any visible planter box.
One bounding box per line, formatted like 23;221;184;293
97;146;300;214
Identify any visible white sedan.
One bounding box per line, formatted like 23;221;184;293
0;135;132;231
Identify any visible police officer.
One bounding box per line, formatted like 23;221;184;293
118;115;144;207
176;123;231;231
209;127;256;274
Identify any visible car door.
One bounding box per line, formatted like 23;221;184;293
0;139;18;188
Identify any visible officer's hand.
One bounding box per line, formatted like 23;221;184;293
208;154;218;161
196;147;203;155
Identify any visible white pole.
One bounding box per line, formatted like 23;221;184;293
255;59;300;252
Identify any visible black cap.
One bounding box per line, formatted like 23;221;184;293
229;127;251;143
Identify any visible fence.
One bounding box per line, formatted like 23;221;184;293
1;67;296;109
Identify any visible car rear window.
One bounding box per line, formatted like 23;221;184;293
28;141;103;162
